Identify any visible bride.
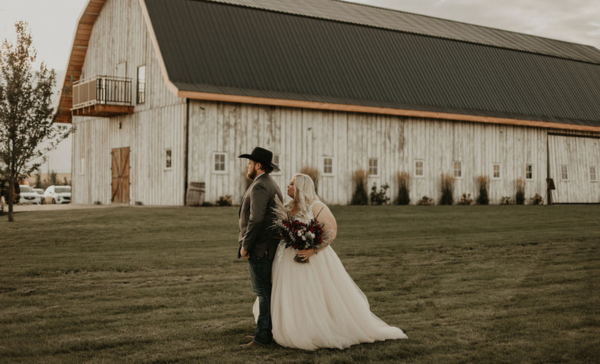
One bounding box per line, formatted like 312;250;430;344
254;173;407;350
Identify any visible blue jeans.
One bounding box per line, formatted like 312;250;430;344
248;255;273;345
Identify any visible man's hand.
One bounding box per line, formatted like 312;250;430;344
240;247;250;259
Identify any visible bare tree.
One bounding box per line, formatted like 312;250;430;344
0;22;71;221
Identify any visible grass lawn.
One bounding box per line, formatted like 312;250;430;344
1;205;599;364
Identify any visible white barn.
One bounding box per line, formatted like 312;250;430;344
56;0;600;205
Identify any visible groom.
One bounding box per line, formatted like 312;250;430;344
238;147;283;347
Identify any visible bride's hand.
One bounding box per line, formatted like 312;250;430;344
298;249;316;262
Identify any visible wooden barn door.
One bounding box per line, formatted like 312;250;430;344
111;147;130;204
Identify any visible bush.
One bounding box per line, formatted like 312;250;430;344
216;195;232;206
417;196;434;206
500;196;513;205
350;169;369;205
477;175;490;205
530;193;544;205
515;178;526;205
202;201;214;207
395;171;411;205
458;193;473;205
440;173;455;205
300;166;320;194
370;183;390;205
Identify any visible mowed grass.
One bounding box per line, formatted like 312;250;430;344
0;205;599;364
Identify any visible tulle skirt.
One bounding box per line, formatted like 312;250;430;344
253;242;407;350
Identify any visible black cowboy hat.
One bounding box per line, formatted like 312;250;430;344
238;147;280;172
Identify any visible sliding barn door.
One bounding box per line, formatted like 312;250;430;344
111;147;130;204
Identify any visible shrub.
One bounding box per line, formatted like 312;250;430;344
350;169;369;205
202;201;214;207
216;195;232;206
476;175;490;205
370;183;390;205
458;193;473;205
440;173;455;205
300;166;320;194
500;196;513;205
530;193;544;205
395;171;411;205
417;196;434;206
515;178;526;205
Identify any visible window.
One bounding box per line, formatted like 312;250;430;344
368;158;378;176
493;164;501;179
137;66;146;104
272;154;281;174
453;161;462;178
213;153;227;173
415;160;424;177
561;165;569;181
80;157;85;175
165;149;172;170
591;166;597;182
323;157;334;175
526;164;533;180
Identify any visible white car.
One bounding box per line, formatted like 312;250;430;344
44;185;72;204
19;185;43;204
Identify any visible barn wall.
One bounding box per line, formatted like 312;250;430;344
188;100;561;205
72;0;186;205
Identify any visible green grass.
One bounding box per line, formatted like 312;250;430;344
1;205;599;364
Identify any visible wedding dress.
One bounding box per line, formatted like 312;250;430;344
253;203;407;350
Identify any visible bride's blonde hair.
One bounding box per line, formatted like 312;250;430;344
285;173;320;218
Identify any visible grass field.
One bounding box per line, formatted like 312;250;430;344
1;205;599;364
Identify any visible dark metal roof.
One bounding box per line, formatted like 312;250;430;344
144;0;600;127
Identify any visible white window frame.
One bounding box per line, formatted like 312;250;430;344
164;148;172;171
492;163;501;180
368;158;379;177
212;152;227;174
453;161;462;179
137;65;146;105
79;157;85;175
322;156;334;176
590;166;597;182
526;164;533;180
414;160;424;178
560;165;569;181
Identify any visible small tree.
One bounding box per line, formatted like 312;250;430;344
476;175;490;205
515;178;526;205
395;171;411;205
0;22;71;221
350;169;369;205
440;173;455;205
34;172;42;189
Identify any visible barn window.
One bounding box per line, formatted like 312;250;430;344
323;157;334;175
453;161;462;178
80;157;85;175
590;166;597;182
415;160;424;177
492;164;501;179
272;154;281;175
561;165;569;181
213;153;227;173
137;66;146;104
526;164;533;180
165;149;172;170
368;158;378;176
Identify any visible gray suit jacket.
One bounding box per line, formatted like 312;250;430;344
238;173;283;260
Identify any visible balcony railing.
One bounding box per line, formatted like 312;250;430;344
72;76;133;109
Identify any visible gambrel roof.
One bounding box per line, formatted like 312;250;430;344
57;0;600;132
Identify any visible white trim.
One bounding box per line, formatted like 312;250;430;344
79;157;85;175
453;161;462;179
526;164;534;181
492;163;501;180
164;148;172;171
368;158;379;177
414;160;424;178
590;166;597;182
560;165;569;181
322;156;335;176
212;152;228;174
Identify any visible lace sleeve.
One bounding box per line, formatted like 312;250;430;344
316;232;334;253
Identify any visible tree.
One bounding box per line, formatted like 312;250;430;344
0;22;71;221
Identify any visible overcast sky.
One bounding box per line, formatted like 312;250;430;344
1;0;599;173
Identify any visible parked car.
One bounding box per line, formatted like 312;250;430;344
19;185;42;204
34;188;46;204
44;185;72;204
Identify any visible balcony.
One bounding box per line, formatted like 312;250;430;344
71;76;134;117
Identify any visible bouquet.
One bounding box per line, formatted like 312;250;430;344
271;196;331;263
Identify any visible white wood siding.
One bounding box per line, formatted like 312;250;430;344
72;0;186;205
188;101;554;205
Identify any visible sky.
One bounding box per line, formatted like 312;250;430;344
1;0;599;173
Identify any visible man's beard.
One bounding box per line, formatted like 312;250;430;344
247;168;257;180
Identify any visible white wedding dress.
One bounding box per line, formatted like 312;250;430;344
253;203;407;350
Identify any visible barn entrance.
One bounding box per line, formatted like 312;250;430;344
111;147;130;204
548;135;600;203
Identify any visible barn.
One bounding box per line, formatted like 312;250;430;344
56;0;600;205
